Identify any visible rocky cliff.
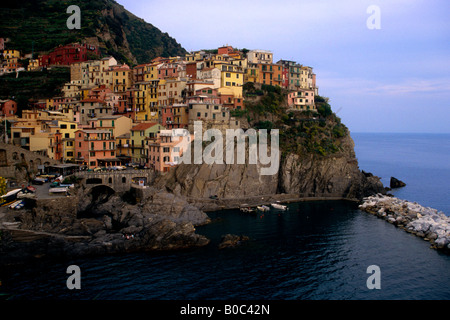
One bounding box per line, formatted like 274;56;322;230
157;86;385;205
158;132;384;206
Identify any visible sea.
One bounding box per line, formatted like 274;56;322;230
0;133;449;305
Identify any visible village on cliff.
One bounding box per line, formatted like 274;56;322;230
0;40;319;172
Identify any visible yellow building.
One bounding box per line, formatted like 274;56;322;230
144;63;159;81
112;67;133;93
133;81;158;122
3;49;20;60
87;115;133;138
245;64;259;83
27;59;40;71
62;80;83;99
116;133;132;162
172;103;189;129
130;122;165;164
53;120;78;161
216;62;244;98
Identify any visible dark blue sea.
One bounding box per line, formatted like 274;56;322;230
0;133;449;303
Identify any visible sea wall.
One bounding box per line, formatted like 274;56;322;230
359;194;450;251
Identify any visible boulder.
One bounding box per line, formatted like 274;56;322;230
390;177;406;188
218;234;250;249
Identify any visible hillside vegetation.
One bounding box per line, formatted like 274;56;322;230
0;67;70;112
234;82;349;158
0;0;186;65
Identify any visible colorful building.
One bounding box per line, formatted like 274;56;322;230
287;89;316;111
75;129;118;168
130;122;165;164
39;43;100;67
147;129;193;172
0;99;17;118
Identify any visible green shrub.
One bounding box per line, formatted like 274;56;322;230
316;102;332;117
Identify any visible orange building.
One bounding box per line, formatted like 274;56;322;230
75;129;119;168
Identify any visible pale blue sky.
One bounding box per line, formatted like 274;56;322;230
117;0;450;133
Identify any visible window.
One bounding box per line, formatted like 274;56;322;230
70;124;76;129
226;73;231;78
60;124;67;129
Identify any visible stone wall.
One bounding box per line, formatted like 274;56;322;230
75;170;158;193
0;142;59;183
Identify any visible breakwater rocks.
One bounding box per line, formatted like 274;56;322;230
359;194;450;252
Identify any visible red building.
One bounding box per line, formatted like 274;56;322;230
160;105;174;128
186;62;197;80
39;43;100;67
0;99;17;117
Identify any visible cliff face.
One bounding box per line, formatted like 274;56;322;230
279;133;384;200
159;133;384;203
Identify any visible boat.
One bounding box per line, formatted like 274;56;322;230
48;187;68;194
14;201;25;209
9;200;23;209
32;177;47;185
257;205;270;212
17;191;36;199
1;188;21;201
271;203;288;210
239;204;256;213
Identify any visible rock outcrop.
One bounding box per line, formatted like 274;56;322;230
158;133;385;203
390;177;406;188
359;194;450;251
0;186;210;266
218;234;250;249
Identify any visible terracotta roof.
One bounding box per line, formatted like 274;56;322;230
130;122;159;131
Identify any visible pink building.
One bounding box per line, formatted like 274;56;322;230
75;129;119;168
287;89;316;111
158;62;181;80
147;129;192;172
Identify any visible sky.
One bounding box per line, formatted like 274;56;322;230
116;0;450;133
